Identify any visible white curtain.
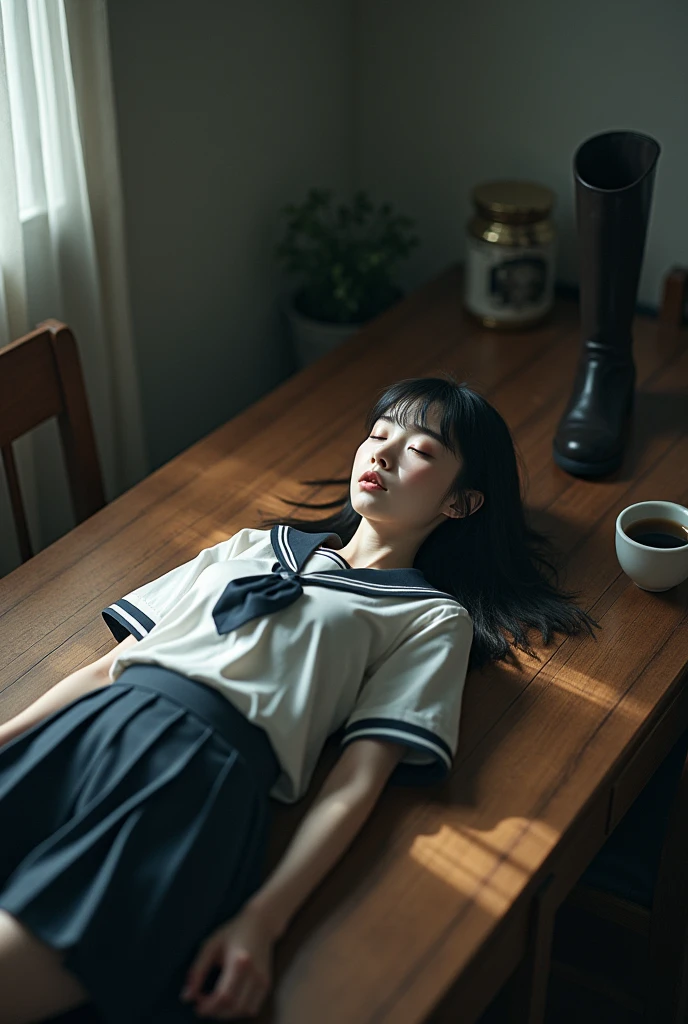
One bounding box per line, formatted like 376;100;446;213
0;0;147;576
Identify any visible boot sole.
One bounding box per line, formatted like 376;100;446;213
551;447;624;477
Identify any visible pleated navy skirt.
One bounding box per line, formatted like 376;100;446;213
0;664;281;1024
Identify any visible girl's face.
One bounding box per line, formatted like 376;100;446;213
350;403;463;530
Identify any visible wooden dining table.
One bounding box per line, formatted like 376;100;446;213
1;263;687;1024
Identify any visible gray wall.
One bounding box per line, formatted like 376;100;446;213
106;0;687;476
106;0;355;471
355;0;688;309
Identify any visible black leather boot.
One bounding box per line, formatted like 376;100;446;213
552;131;660;477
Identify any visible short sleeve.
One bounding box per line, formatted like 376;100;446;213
340;606;473;787
101;528;264;642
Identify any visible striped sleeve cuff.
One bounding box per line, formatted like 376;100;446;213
101;598;157;642
340;716;453;786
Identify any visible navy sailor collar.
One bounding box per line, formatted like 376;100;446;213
269;523;454;601
211;523;457;635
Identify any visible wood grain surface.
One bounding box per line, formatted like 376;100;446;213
1;264;686;1024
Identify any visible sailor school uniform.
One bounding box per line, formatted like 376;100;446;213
101;525;473;804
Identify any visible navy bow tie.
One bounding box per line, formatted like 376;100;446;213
212;569;303;634
212;527;343;635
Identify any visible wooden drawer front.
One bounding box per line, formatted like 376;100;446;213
608;676;688;834
548;787;611;906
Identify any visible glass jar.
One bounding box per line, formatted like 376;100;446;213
464;180;556;329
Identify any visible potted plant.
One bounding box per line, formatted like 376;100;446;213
274;187;420;367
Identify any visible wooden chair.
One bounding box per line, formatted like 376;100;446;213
549;266;688;1024
0;319;105;564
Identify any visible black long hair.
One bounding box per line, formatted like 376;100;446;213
257;374;600;673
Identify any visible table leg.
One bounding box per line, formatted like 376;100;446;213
503;873;557;1024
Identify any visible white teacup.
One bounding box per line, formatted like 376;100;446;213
615;500;688;592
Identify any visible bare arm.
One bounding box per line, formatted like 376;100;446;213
244;737;407;940
0;633;138;745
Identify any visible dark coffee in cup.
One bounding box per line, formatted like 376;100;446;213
623;517;688;549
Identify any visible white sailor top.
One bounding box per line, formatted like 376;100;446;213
101;525;473;804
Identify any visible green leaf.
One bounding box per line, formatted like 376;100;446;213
274;187;419;321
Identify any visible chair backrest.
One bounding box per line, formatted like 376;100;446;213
0;318;105;564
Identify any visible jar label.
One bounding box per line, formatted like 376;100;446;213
464;236;556;323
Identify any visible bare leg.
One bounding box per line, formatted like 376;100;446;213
0;909;91;1024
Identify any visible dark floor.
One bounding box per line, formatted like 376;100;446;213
46;904;649;1024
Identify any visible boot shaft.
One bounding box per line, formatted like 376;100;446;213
575;130;660;348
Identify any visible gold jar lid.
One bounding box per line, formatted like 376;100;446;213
472;181;554;225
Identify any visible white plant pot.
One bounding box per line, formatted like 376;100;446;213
282;294;364;369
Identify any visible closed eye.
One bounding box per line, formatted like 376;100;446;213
369;435;433;458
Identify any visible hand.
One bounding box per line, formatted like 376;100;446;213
180;906;275;1019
